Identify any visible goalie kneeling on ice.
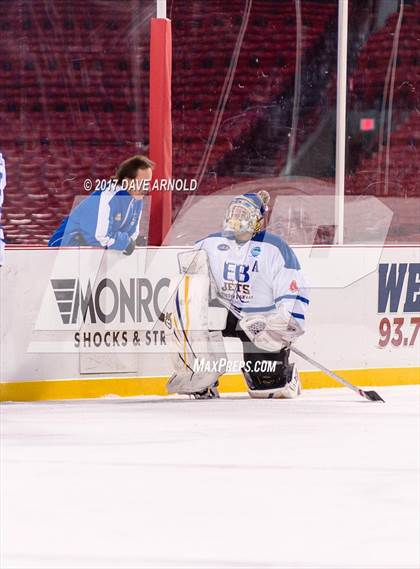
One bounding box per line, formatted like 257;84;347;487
164;249;306;399
185;191;308;399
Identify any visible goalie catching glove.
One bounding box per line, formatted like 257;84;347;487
239;304;304;352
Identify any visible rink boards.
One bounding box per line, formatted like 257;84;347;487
0;245;419;401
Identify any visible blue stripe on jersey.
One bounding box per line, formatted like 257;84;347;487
275;294;309;304
252;231;301;270
236;304;276;313
290;312;305;320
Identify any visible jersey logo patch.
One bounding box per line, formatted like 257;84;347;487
289;280;299;292
218;243;230;251
114;213;122;221
250;246;261;257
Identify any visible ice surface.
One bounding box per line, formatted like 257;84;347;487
1;386;419;569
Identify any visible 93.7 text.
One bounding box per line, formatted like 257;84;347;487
378;317;420;348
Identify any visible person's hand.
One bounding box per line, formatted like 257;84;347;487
123;239;135;256
135;235;147;246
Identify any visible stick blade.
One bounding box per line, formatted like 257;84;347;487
362;390;385;402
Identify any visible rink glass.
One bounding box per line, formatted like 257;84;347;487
0;1;418;246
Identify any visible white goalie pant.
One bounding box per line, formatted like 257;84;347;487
165;251;226;395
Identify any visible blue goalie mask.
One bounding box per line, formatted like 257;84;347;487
223;191;270;239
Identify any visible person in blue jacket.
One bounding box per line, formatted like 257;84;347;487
48;155;154;255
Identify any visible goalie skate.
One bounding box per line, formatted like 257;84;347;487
246;364;302;399
192;382;220;399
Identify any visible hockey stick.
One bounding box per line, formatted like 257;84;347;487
214;295;385;402
289;345;385;402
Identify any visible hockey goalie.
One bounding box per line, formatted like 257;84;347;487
164;191;310;400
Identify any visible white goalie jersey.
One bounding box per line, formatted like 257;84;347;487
195;230;309;327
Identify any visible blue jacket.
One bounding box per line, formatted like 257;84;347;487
48;186;143;249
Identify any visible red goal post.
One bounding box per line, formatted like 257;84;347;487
148;15;172;246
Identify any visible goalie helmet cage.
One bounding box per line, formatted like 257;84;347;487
148;0;172;246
